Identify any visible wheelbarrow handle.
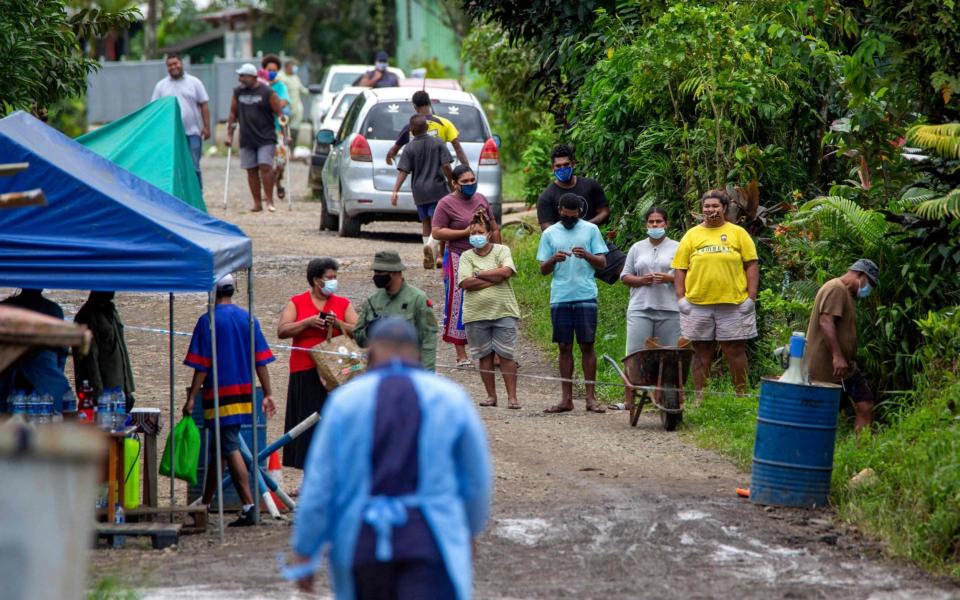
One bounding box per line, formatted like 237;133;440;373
602;354;636;390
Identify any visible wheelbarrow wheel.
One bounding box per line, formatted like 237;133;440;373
660;389;682;431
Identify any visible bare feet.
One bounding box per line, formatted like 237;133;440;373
586;402;607;413
507;400;521;409
479;398;497;407
544;402;574;414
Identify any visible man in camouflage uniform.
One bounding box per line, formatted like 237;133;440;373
354;250;439;371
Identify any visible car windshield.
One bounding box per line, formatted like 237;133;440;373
360;102;488;142
329;72;362;93
332;94;359;119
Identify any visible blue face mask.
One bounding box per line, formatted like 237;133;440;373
554;166;574;183
469;234;488;249
322;279;338;296
267;70;278;81
857;281;872;299
647;227;666;239
460;183;478;198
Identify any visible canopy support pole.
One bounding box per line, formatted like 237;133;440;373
248;266;260;524
209;291;225;543
169;293;176;523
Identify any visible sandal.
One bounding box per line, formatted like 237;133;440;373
276;183;286;199
586;403;607;413
544;403;574;414
507;401;522;410
250;206;263;213
456;359;472;368
479;399;497;407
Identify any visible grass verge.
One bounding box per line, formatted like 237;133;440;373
506;227;960;579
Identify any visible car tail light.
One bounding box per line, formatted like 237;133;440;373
349;135;372;162
479;138;499;165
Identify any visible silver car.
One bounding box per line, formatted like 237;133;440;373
317;87;502;237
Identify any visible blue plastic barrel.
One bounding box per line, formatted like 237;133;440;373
750;378;842;508
188;388;267;508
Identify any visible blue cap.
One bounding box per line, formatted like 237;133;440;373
368;317;418;345
375;51;389;62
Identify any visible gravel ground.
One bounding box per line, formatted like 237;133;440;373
26;157;956;599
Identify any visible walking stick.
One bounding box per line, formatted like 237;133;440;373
222;144;232;211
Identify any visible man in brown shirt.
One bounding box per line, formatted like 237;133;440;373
804;259;879;432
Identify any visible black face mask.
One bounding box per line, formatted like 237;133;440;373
373;273;392;288
561;216;578;230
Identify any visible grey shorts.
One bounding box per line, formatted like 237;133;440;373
465;317;518;360
679;298;757;341
240;144;276;169
626;309;681;354
209;424;242;458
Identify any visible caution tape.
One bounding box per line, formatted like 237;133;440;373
123;323;765;400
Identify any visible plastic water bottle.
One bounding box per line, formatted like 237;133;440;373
35;394;52;425
27;391;40;424
10;390;27;418
95;484;108;510
114;503;125;524
780;331;809;385
61;390;77;420
113;388;127;431
96;390;113;430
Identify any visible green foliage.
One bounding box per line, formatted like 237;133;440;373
269;0;395;67
832;371;960;578
0;0;139;115
88;577;138;600
462;22;549;168
907;123;960;160
517;117;559;207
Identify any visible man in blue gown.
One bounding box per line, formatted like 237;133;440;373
288;318;492;599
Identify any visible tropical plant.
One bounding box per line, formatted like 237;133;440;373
1;0;139;115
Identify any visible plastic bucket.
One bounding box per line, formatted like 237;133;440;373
0;423;105;600
187;388;267;508
750;378;842;508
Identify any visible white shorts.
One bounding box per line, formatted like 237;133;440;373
679;298;757;342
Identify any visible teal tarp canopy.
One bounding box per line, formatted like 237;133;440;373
77;97;207;213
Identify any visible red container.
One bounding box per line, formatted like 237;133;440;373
77;380;95;424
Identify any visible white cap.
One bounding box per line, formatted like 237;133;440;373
236;63;258;76
216;274;236;290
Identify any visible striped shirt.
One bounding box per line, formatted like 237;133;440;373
458;244;521;323
184;303;274;427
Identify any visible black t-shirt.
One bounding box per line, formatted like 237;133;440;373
536;177;609;225
233;83;276;149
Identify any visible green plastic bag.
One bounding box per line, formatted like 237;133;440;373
160;416;200;486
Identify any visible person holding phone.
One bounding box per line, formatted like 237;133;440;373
278;258;358;477
536;193;609;414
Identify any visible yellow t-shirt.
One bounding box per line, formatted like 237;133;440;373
671;222;758;305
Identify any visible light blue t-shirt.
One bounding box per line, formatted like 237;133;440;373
536;220;609;304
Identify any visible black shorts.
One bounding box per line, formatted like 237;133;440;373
551;301;598;345
841;369;874;405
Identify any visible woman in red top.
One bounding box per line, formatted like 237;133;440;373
277;258;358;471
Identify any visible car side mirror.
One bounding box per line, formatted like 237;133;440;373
316;129;336;145
308;83;323;94
492;134;501;148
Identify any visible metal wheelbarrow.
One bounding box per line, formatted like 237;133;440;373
603;345;694;431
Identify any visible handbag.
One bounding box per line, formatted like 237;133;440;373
159;416;200;486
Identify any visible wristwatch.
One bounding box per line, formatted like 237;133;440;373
474;270;482;278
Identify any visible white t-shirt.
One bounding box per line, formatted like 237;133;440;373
621;238;680;312
151;74;210;136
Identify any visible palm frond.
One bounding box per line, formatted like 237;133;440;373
915;188;960;220
889;187;940;212
786;279;820;302
795;196;890;250
905;123;960;159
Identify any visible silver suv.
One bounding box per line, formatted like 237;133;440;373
317;87;502;237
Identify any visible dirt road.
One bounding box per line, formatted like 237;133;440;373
76;158;958;599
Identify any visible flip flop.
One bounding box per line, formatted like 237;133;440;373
479;399;497;407
544;404;574;414
267;203;277;212
586;403;608;413
250;206;263;213
457;359;473;368
507;402;522;410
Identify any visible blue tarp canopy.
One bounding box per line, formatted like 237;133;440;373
0;111;251;293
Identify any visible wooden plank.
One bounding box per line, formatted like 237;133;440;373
96;522;182;534
0;162;29;177
143;433;159;508
96;505;208;533
0;189;45;209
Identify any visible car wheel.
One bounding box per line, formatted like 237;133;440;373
319;184;337;232
337;192;361;238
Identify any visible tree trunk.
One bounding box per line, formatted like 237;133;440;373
145;0;158;59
